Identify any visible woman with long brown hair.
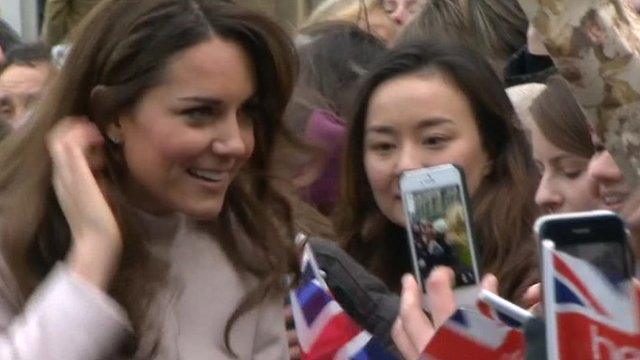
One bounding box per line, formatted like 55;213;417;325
0;0;318;358
508;76;602;214
335;40;539;301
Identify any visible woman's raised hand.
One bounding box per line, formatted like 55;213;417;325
392;268;499;359
47;117;122;289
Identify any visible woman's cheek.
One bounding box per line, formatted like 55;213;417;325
365;155;391;191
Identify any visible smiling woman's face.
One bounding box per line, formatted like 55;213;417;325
363;73;489;226
587;136;631;214
110;37;257;219
588;135;640;249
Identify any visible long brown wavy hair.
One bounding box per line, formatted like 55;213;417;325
0;0;327;356
334;40;539;301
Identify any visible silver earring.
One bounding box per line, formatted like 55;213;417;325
108;136;122;145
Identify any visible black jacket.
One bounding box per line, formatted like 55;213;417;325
308;237;400;353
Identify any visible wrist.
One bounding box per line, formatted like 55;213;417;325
68;238;122;290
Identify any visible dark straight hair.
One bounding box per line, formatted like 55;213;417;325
335;40;539;300
0;42;51;74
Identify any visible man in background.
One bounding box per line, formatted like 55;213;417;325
0;43;53;129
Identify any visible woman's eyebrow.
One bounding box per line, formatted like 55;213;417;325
366;118;453;134
177;96;223;107
415;118;453;129
366;124;395;135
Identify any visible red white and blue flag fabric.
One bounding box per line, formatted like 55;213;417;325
541;240;640;359
422;299;527;359
475;293;529;330
289;243;397;360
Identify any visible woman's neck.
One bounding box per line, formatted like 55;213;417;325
119;176;175;218
109;184;183;244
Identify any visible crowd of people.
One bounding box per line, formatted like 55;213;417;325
0;0;639;358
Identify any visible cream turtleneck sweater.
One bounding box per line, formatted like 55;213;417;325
0;203;289;359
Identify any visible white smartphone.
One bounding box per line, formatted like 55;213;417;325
400;164;481;304
534;210;634;285
478;289;533;326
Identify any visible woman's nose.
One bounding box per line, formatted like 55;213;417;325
587;150;623;184
395;143;425;175
211;114;249;157
535;173;562;212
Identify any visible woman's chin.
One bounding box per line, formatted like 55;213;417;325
177;202;224;221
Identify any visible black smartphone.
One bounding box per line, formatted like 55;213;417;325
535;210;634;285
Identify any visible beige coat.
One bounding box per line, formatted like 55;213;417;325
0;210;289;359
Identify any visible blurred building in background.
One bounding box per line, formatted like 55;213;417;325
0;0;39;41
1;0;328;42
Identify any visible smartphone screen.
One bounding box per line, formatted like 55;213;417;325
404;182;477;290
560;242;627;284
537;211;632;286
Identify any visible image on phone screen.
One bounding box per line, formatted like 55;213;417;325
405;183;477;290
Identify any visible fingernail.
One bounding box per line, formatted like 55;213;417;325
401;273;413;286
434;266;455;283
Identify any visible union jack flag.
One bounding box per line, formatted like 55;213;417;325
541;240;640;359
423;303;526;359
289;243;397;360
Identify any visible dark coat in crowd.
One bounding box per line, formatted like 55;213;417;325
309;237;400;354
503;46;556;87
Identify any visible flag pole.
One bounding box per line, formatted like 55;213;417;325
542;240;559;360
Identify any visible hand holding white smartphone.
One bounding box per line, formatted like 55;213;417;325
400;164;481;306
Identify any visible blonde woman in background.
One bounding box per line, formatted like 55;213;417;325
304;0;399;44
381;0;428;27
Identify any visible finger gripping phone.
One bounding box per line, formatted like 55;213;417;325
535;210;634;285
400;164;481;298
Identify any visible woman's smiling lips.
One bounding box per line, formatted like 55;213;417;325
599;189;629;212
